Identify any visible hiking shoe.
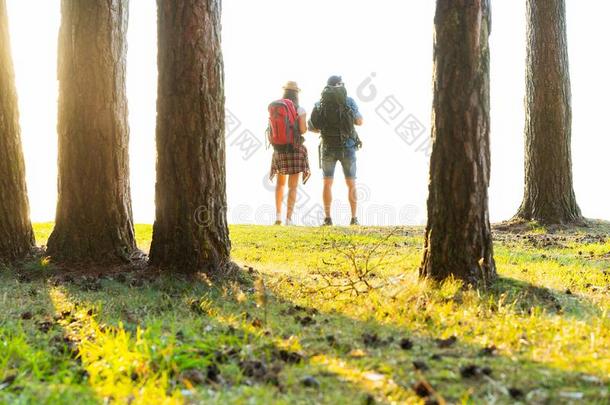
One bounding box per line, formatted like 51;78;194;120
285;219;295;226
274;220;282;226
350;217;360;226
322;217;333;226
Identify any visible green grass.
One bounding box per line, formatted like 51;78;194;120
0;224;609;404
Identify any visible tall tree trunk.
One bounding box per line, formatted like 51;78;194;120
150;0;231;273
47;0;137;264
514;0;582;225
0;0;34;262
420;0;496;286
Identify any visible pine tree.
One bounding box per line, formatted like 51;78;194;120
420;1;496;286
150;0;231;273
48;0;137;264
0;0;35;262
514;0;583;225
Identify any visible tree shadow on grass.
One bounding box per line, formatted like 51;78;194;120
0;271;98;404
26;269;609;405
38;275;381;404
489;276;606;321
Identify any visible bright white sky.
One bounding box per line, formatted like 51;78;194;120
6;1;610;225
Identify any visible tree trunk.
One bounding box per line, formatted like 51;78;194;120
150;0;231;273
0;0;35;262
47;0;137;264
420;0;496;286
514;0;582;225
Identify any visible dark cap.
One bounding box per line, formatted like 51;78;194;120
327;75;343;86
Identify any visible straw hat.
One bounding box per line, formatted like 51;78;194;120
282;81;301;92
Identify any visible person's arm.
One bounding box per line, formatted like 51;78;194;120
298;113;308;134
308;103;321;133
348;97;364;126
308;118;320;133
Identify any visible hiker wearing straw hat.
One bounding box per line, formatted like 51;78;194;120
267;81;311;226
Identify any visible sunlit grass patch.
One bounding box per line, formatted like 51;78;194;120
1;223;606;404
30;222;54;246
229;225;610;402
31;223;153;253
0;278;98;404
49;288;183;404
309;354;416;403
134;224;153;252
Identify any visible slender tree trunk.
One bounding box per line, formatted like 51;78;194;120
420;0;496;286
514;0;582;225
150;0;231;273
47;0;137;264
0;0;34;262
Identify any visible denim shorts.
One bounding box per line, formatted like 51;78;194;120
321;147;357;179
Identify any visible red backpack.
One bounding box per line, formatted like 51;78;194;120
268;99;299;151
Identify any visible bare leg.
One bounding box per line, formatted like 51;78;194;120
286;174;300;221
275;175;287;222
323;178;334;218
346;178;357;219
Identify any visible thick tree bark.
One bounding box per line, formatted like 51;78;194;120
150;0;231;273
47;0;137;264
0;0;34;262
420;0;496;286
514;0;582;225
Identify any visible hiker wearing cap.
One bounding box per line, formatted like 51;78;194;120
309;75;364;226
267;81;310;226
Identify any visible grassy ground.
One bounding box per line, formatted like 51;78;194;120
0;223;609;404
